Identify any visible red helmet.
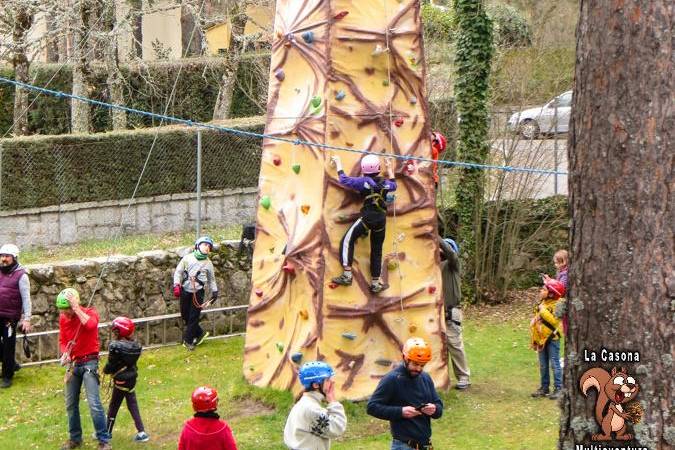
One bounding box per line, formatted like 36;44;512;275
111;316;135;338
544;279;566;299
431;132;447;152
192;386;218;412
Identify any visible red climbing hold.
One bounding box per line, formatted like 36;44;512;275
394;118;404;127
282;262;296;275
334;11;349;20
428;285;436;294
273;155;281;166
328;282;338;289
255;289;263;297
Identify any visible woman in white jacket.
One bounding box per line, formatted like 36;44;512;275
283;361;347;450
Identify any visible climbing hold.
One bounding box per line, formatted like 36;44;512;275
284;41;292;48
365;67;375;75
335;90;346;101
372;44;387;56
409;325;418;333
301;31;314;44
337;214;348;221
375;358;393;367
299;309;309;320
403;160;416;176
260;195;271;209
282;262;296;275
348;360;356;368
291;352;303;363
385;193;395;204
275;342;284;353
249;366;255;371
382;79;390;87
328;282;338;289
428;285;437;294
387;260;398;270
394;118;404;127
255;289;263;297
345;142;354;147
301;205;310;215
269;247;275;254
292;164;301;174
310;96;321;108
333;10;349;20
273;155;282;166
409;96;418;105
275;30;282;39
341;332;357;340
274;69;285;81
294;87;301;94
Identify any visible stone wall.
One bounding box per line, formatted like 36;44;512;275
0;187;258;248
21;240;252;362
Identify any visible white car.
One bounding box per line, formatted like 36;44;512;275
507;91;572;139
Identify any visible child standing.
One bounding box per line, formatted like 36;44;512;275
178;386;238;450
104;316;149;443
173;236;219;350
330;154;397;293
284;361;346;450
530;279;566;400
544;249;569;334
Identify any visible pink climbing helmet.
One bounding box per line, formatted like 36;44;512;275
361;154;381;174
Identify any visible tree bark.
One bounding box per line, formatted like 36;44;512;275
212;2;249;120
559;1;673;449
71;0;92;134
103;0;126;130
11;5;34;136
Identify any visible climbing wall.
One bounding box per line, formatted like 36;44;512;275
243;0;448;400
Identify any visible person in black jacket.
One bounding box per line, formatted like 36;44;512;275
367;337;443;450
104;317;149;443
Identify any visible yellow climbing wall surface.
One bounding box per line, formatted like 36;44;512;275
243;0;448;400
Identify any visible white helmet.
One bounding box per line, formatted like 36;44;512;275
0;244;19;259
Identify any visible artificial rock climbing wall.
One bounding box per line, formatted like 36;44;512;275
243;0;448;400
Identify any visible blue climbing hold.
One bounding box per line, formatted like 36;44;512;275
291;352;303;363
341;332;357;340
302;31;314;44
386;193;395;203
335;90;346;101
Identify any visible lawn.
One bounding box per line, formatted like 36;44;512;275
0;299;560;450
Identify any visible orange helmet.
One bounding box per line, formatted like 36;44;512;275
402;337;432;364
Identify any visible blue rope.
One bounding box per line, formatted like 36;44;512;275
0;76;568;176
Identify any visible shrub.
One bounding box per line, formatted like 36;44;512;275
421;3;456;42
487;3;532;48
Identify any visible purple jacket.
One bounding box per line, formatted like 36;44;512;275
337;171;397;194
556;267;568;290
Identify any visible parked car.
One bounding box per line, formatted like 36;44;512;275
507;90;572;139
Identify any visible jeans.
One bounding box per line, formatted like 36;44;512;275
538;338;562;391
65;360;110;443
392;439;433;450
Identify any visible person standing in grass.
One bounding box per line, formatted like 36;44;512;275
173;236;219;350
178;386;238;450
103;316;149;443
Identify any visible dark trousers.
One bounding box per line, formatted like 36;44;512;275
180;290;205;345
338;218;386;278
107;387;145;433
0;320;17;380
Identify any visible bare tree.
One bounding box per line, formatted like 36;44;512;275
71;0;93;133
102;0;126;130
559;1;673;449
9;1;34;136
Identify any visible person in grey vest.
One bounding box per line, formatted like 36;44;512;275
0;244;32;388
439;237;471;390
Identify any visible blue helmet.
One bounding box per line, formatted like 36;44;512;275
444;238;459;254
298;361;334;389
195;236;214;250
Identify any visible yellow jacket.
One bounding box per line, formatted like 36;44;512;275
529;298;562;350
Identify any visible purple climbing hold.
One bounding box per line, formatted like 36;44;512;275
274;69;285;81
301;31;314;44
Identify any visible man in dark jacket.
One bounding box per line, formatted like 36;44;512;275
439;237;471;390
367;337;443;450
0;244;32;388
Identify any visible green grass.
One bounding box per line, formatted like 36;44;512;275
0;304;560;449
19;225;243;265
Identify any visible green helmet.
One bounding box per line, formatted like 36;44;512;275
56;288;79;309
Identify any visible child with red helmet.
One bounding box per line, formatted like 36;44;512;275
103;316;148;442
330;154;397;293
430;131;447;188
529;279;566;400
178;386;238;450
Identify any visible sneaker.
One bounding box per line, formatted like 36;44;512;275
133;431;150;442
0;378;11;388
60;441;82;450
369;281;389;293
455;378;471;390
182;342;195;351
98;442;112;450
195;332;210;346
14;362;20;372
332;272;353;286
531;387;549;398
548;389;562;400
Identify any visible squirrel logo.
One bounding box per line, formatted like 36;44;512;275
579;367;642;441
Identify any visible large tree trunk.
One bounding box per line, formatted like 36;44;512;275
103;0;126;130
559;1;673;449
212;2;248;120
11;5;34;136
71;0;92;134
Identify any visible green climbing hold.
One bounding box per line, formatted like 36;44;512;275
382;79;390;87
276;342;284;353
260;195;271;209
375;358;393;367
310;96;322;108
292;164;301;174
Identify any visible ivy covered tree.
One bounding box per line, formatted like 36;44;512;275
453;0;494;302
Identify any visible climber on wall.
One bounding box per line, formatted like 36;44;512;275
330;154;397;293
430;132;447;189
